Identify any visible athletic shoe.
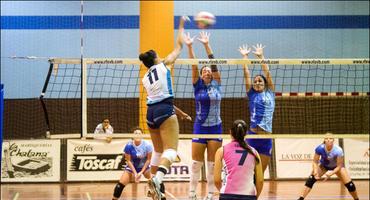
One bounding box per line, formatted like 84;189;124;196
148;177;162;200
160;192;166;200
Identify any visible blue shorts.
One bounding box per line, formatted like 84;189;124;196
146;98;175;129
220;194;256;200
192;123;222;144
245;130;272;156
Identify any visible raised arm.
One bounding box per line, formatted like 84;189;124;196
198;31;221;83
252;44;275;91
163;16;189;66
184;32;199;84
238;44;252;92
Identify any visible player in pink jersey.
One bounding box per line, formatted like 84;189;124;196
214;120;264;200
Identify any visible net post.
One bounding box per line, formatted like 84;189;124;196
81;59;87;137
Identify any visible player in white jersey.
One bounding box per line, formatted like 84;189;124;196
298;133;359;200
139;16;189;200
214;120;263;200
239;44;275;173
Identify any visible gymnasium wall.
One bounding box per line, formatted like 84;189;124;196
1;1;369;98
1;1;369;137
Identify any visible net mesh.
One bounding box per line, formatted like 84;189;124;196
3;59;370;138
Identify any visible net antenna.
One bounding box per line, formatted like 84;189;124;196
39;63;53;138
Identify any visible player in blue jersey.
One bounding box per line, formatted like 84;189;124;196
298;133;359;200
184;31;222;200
239;44;275;173
112;127;152;200
139;16;188;200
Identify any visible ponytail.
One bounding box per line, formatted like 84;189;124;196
231;120;260;164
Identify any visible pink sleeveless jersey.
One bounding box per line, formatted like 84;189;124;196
221;141;257;196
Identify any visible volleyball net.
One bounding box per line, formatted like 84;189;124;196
34;58;370;139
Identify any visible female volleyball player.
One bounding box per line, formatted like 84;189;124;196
238;44;275;173
184;31;222;200
214;120;263;200
112;127;152;200
297;133;359;200
139;16;188;200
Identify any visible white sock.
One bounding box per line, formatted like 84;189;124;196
190;160;203;193
206;161;215;194
155;165;168;183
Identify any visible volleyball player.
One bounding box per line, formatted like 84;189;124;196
238;44;275;173
184;31;222;200
297;133;359;200
112;127;152;200
139;16;188;200
214;120;264;200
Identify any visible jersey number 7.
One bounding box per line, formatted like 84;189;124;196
235;149;248;165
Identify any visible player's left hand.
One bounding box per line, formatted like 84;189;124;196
135;172;143;183
105;137;112;143
181;114;192;122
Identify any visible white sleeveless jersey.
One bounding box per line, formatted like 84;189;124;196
142;62;173;105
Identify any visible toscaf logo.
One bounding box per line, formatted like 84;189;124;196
70;154;125;171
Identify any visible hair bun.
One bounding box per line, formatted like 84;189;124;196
139;53;146;61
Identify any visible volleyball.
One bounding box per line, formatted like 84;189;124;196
194;11;216;29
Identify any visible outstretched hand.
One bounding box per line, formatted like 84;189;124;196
184;32;195;46
238;44;252;57
197;31;210;45
252;43;266;59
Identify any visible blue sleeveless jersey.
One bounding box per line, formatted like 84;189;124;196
124;140;153;170
247;88;275;133
193;78;222;127
315;144;343;170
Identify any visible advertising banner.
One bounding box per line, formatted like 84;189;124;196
67;139;127;181
67;139;193;181
343;139;369;179
275;139;326;179
1;140;61;182
66;138;271;181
